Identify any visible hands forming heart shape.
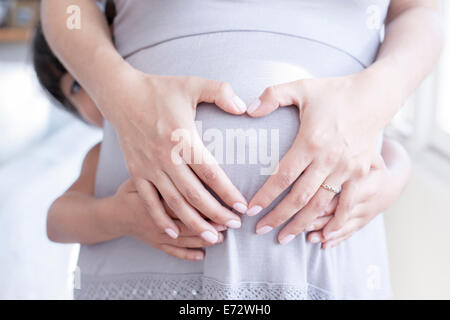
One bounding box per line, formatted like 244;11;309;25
105;69;389;250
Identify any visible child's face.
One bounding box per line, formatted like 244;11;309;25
60;73;104;127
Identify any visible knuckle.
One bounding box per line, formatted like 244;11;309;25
364;186;378;200
153;169;165;182
340;202;352;216
128;161;140;178
312;197;329;212
345;181;357;194
323;149;340;166
336;209;350;221
184;217;201;232
354;163;369;178
207;210;221;222
275;170;296;189
174;238;185;247
166;194;184;209
222;191;236;205
184;76;201;92
155;144;170;158
264;85;278;99
200;166;218;183
340;157;353;173
185;188;202;204
292;192;309;208
155;120;174;142
258;193;274;208
217;81;233;96
335;217;346;229
306;135;324;152
143;196;157;211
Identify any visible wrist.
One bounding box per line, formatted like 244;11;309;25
359;60;407;105
92;196;129;239
91;47;142;120
350;64;405;129
97;66;160;130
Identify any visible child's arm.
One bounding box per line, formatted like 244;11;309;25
47;144;117;244
47;144;225;260
305;138;411;249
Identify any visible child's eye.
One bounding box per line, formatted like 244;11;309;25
70;80;82;95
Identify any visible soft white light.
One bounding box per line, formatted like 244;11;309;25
0;63;51;162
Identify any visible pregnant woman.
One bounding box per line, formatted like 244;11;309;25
41;0;442;299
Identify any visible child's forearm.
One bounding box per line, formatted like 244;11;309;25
47;191;125;245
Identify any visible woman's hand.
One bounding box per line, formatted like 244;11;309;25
246;0;443;244
304;155;389;249
111;180;227;261
247;74;388;244
102;68;248;244
305;139;411;249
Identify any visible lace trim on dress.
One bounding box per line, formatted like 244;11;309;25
74;273;334;300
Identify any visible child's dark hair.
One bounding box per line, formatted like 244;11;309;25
32;0;116;119
32;21;79;118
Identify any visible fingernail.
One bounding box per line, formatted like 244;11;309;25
233;202;248;214
218;233;224;243
325;231;336;241
310;235;321;243
247;205;262;216
165;228;178;239
195;254;204;260
247;98;261;114
201;231;218;244
226;220;241;229
232;96;247;113
256;225;273;235
306;224;315;231
280;234;296;245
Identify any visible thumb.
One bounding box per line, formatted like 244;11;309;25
194;78;247;115
247;80;304;117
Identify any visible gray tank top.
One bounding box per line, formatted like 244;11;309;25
76;0;392;300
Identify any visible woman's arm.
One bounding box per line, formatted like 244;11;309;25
41;0;247;241
359;0;443;126
47;144;225;260
40;0;121;106
306;139;412;249
247;0;441;244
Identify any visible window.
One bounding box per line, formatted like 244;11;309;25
388;1;450;161
432;1;450;157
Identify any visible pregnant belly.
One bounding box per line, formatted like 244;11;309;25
126;32;364;199
79;32;377;282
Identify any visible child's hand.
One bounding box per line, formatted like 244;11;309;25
111;180;226;261
305;153;403;249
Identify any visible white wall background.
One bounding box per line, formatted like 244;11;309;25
385;162;450;299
